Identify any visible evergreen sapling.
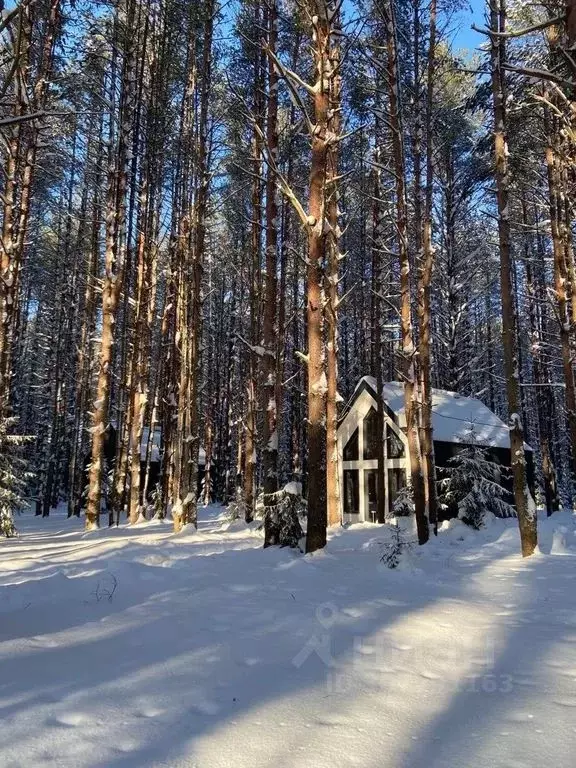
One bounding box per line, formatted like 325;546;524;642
261;484;305;548
0;417;33;537
390;484;415;519
440;424;515;529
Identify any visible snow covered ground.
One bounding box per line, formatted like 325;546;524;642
2;507;576;768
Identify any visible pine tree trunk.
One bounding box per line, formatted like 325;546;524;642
544;108;576;493
86;0;136;530
263;0;281;545
325;8;342;529
305;3;339;553
489;0;536;556
245;2;264;525
372;134;386;525
383;0;428;544
523;198;558;515
418;0;438;533
169;25;196;530
172;0;214;531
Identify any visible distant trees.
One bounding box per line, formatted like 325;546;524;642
0;416;31;536
1;0;62;417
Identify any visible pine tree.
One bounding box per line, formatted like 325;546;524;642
488;0;537;555
391;485;414;519
440;428;515;529
0;417;32;537
4;0;576;562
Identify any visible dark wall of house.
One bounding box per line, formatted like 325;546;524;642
433;440;535;521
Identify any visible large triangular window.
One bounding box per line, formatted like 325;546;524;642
363;408;380;460
343;427;359;460
387;428;405;458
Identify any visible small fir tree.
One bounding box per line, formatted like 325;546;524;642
0;417;33;537
380;524;412;568
226;486;247;522
391;484;414;518
276;487;305;548
381;485;414;567
440;425;515;529
261;485;305;548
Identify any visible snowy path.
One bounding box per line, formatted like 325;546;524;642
2;508;576;767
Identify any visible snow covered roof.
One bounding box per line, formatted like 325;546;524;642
355;377;528;451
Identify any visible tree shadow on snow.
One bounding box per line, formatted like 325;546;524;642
1;514;574;767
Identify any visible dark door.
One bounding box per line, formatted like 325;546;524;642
365;469;379;523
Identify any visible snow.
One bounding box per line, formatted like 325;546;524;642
283;481;302;496
312;371;328;396
358;377;527;450
2;507;576;766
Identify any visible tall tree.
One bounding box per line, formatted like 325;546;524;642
489;0;537;556
262;0;281;545
304;1;342;553
381;0;428;544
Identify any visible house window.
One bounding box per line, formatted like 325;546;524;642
343;428;359;461
343;470;359;515
363;408;380;460
388;468;407;509
387;428;405;458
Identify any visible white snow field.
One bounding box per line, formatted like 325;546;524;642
2;508;576;768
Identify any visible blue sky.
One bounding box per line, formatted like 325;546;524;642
341;0;486;55
455;0;487;52
219;1;487;57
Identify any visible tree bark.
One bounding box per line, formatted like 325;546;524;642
489;0;536;556
418;0;438;533
325;7;342;529
263;0;281;545
544;107;576;493
304;4;336;553
383;0;428;544
86;0;136;530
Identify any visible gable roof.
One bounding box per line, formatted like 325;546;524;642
354;377;529;451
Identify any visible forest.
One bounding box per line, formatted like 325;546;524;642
1;0;576;560
5;2;576;766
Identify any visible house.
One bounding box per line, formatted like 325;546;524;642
140;425;208;501
337;377;534;524
75;425;208;515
